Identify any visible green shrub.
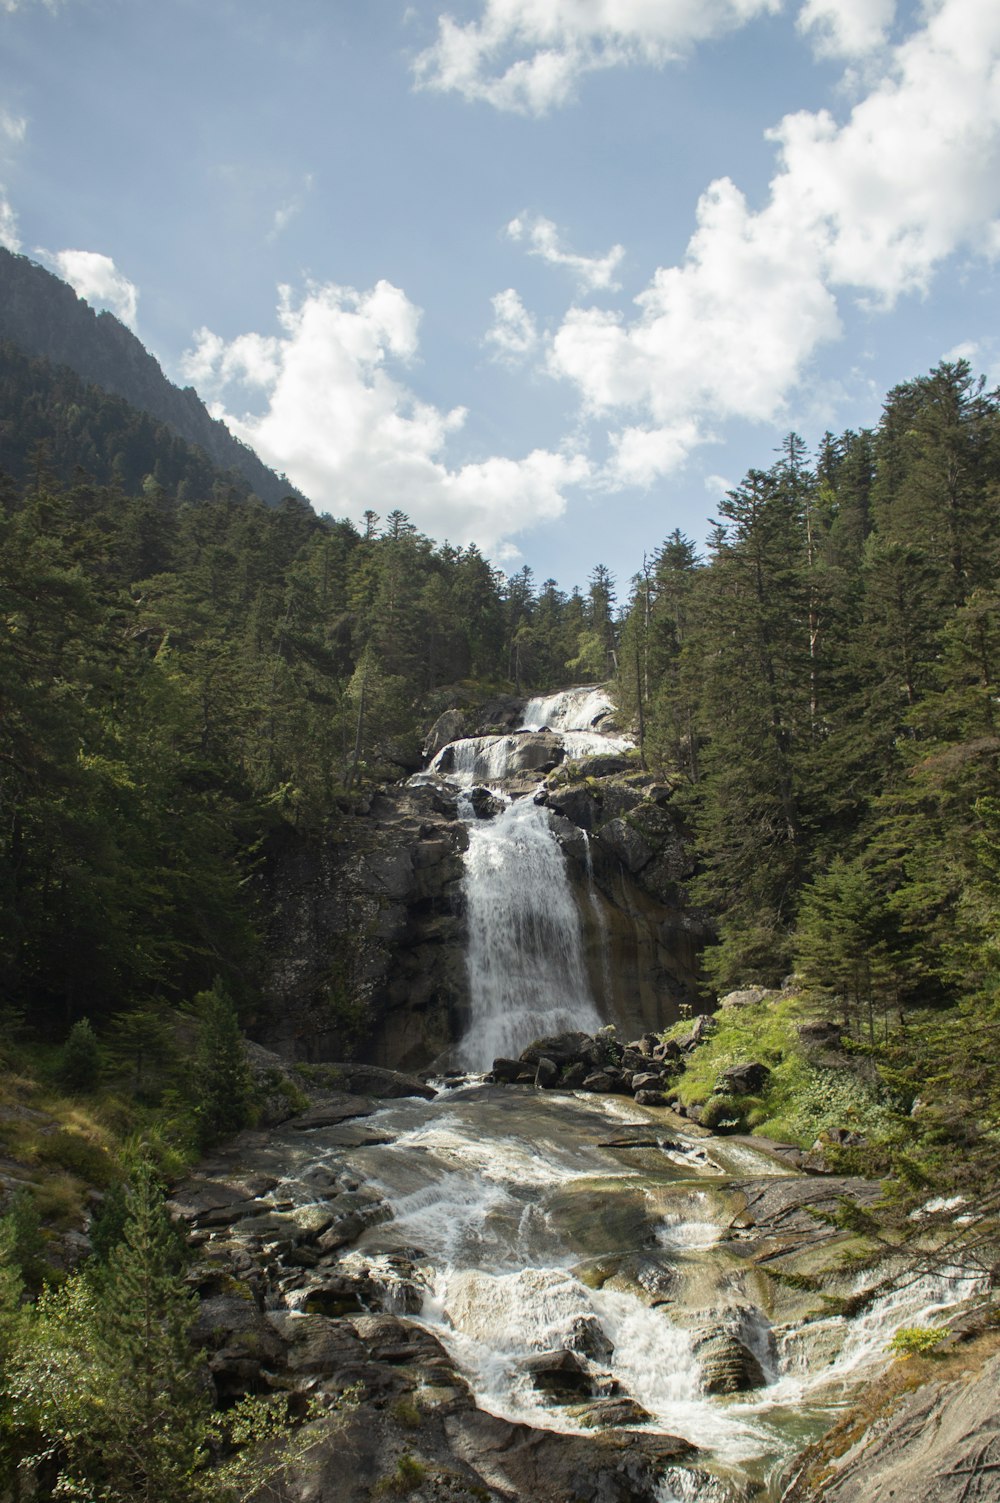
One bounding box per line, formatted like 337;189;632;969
887;1325;945;1359
700;1094;747;1132
34;1129;117;1187
57;1019;102;1093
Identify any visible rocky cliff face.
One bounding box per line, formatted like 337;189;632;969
256;698;710;1069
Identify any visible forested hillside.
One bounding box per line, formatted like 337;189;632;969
616;361;1000;1011
0;249;305;507
3;354;999;1193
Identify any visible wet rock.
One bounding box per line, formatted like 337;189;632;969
491;1057;529;1083
523;1348;593;1399
715;1062;771;1096
634;1090;671;1107
520;1031;594;1067
297;1063;437;1101
315;1192;391;1252
469;785;506;820
568;1396;654;1428
445;1411;696;1503
560;1062;589;1088
287;1094;378;1130
535;1056;560;1089
693;1330;766;1395
631;1071;663;1093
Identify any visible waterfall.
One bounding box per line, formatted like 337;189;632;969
521;686;617;732
458;797;602;1069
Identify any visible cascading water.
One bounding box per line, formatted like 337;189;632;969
459;797;602;1069
417;684;632;1069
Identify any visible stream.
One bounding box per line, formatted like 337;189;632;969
194;686;986;1500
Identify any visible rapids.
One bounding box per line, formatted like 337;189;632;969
256;1083;984;1500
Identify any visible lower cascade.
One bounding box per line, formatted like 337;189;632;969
177;1081;986;1503
459;797;601;1070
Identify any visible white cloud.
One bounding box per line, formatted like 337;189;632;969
187;279;590;553
40;248;138;327
484;287;539;363
540;0;1000;488
797;0;895;59
267;172;314;243
0;109;26;144
414;0;781;115
0;188;19;251
507;213;624;291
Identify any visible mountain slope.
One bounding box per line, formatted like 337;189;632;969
0;248;305;509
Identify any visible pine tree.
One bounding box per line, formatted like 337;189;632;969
192;979;254;1148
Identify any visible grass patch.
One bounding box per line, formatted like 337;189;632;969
669;994;903;1148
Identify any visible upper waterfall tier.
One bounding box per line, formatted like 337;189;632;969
425;685;633;791
520;685;619;734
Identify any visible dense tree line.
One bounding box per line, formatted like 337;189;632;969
615;360;1000;1033
0;430;615;1046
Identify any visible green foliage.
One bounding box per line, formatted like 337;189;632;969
886;1325;945;1359
1;1159;328;1501
191;979;254;1149
674;994;900;1148
56;1019;102;1093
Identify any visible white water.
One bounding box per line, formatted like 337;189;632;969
521;685;617;733
459;797;602;1069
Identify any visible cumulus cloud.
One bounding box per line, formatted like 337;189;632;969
540;0;1000;488
186;279;590;552
484;288;539;364
507;213;624;291
413;0;781;115
797;0;895;58
40;248;138;327
0;188;19;251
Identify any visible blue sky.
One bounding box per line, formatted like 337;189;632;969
1;0;999;596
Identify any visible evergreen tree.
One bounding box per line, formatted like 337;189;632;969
192;980;253;1148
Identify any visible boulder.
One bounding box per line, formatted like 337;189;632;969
797;1020;844;1051
300;1063;437;1101
520;1031;594;1067
492;1057;528;1083
718;987;772;1010
422;708;467;760
716;1062;771;1097
444;1412;695;1503
567;1397;654;1428
468;785;506;820
693;1330;766;1395
535;1057;560;1089
523;1348;593;1399
287;1094;378;1130
631;1072;663;1094
634;1090;671;1108
561;1062;589;1089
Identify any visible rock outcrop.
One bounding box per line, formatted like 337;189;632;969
784;1346;1000;1503
256;693;711;1070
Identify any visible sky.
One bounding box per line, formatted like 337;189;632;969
1;0;999;594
